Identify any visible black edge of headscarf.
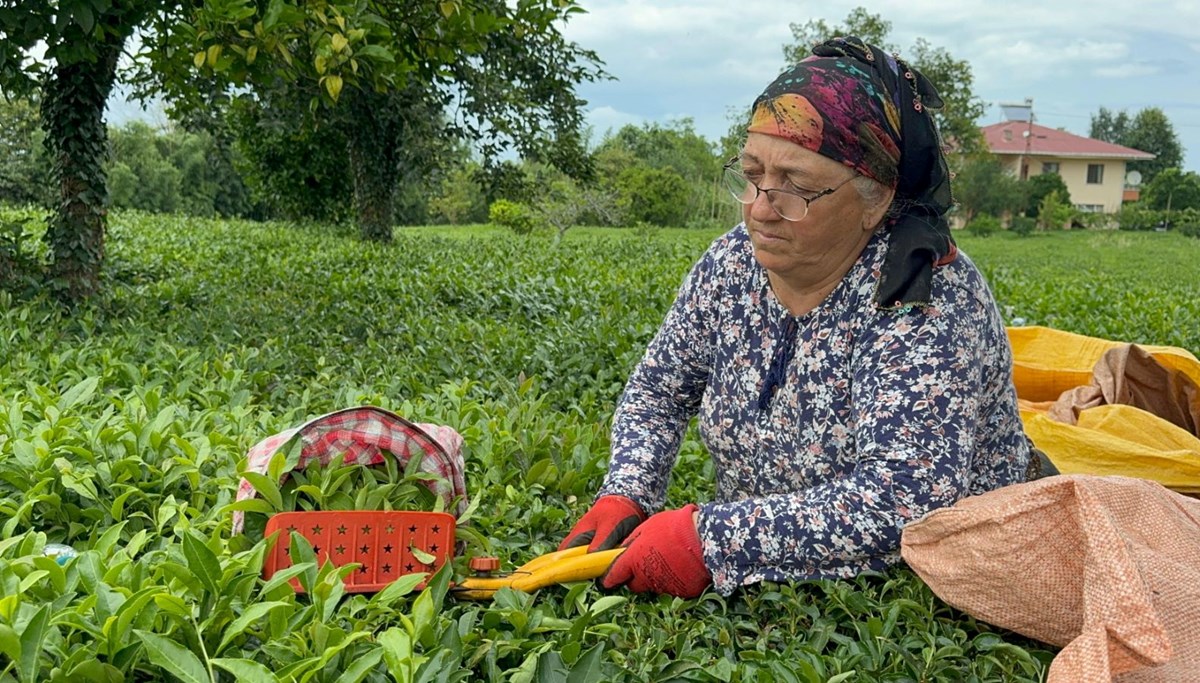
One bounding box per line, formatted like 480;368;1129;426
812;37;956;311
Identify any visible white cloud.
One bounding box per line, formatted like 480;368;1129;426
1094;63;1162;78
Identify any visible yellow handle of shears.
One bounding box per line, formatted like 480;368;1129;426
453;546;624;600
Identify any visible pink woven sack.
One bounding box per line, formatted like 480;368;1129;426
901;475;1200;682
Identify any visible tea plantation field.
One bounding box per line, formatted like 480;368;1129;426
2;210;1199;682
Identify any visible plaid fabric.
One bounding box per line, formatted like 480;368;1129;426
232;406;467;534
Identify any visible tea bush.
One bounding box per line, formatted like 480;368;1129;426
4;210;1199;681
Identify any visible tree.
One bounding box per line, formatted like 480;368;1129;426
782;8;986;154
952;153;1026;224
1142;168;1200;213
1088;106;1182;184
614;166;690;227
1124;108;1183;183
0;95;51;206
1024;172;1071;218
0;2;153;299
594;120;723;227
1089;107;1131;145
138;0;604;243
1;1;601;300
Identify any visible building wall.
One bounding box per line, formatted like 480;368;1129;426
1000;155;1129;213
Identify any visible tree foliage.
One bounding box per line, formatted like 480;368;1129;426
1023;172;1071;218
1089;107;1131;145
0;0;157;299
1142;168;1200;212
0;0;603;298
1089;106;1183;184
136;0;604;242
106;120;256;218
782;8;986;153
952;154;1026;224
594;120;727;228
0;96;51;206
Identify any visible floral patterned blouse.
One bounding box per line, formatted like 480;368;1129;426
597;224;1030;595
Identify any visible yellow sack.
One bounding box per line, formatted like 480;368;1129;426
1007;326;1200;493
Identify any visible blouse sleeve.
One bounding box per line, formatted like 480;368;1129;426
697;296;1000;594
595;248;719;514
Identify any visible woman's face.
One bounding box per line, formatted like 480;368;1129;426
738;132;891;283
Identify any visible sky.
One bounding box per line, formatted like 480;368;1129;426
107;0;1200;172
553;0;1200;172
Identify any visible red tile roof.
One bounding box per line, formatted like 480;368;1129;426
981;121;1155;160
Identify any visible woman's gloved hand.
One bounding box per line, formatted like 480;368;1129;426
601;504;712;598
559;495;647;552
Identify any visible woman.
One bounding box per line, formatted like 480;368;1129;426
558;37;1031;598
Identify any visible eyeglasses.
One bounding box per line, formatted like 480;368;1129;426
721;159;859;221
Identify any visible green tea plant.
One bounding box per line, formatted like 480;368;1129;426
6;208;1199;681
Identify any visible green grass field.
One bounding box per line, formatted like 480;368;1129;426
3;211;1199;682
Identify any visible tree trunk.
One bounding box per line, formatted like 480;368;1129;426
346;89;400;243
40;35;125;302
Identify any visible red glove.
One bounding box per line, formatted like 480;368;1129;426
601;504;712;598
559;495;647;552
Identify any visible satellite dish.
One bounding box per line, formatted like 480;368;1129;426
1126;170;1143;187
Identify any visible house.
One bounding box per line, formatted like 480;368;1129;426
981;121;1155;214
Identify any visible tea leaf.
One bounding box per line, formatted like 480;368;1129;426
18;604;49;682
135;629;212;683
212;657;281;682
182;533;222;596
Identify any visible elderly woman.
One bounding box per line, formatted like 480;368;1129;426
559;37;1031;598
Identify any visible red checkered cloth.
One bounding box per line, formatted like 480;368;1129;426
232;406;467;534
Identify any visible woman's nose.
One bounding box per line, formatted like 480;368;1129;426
748;189;782;222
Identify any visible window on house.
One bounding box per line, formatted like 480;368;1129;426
1003;129;1013;142
1075;204;1105;213
1042;162;1060;174
1087;164;1104;184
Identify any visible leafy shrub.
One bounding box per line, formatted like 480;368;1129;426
614;165;690;227
1009;216;1035;237
1116;205;1165;231
489;198;540;234
1037;191;1076;230
429;163;488;225
1175;207;1200;238
1023;172;1070;218
966;214;1000;237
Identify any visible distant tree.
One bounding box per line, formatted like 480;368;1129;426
428;163;488;226
1124;108;1184;183
1142;168;1200;213
595;120;723;226
596;120;719;186
614;166;690;227
783;8;986;153
141;1;604;244
1088;106;1182;184
1024;172;1071;218
1089;107;1131;145
0;96;51;206
107;122;183;214
952;154;1026;224
0;1;602;300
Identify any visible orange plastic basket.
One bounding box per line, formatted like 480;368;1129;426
263;510;457;593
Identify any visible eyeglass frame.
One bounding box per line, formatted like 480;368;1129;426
721;158;860;221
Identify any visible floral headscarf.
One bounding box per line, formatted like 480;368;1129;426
747;36;955;310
